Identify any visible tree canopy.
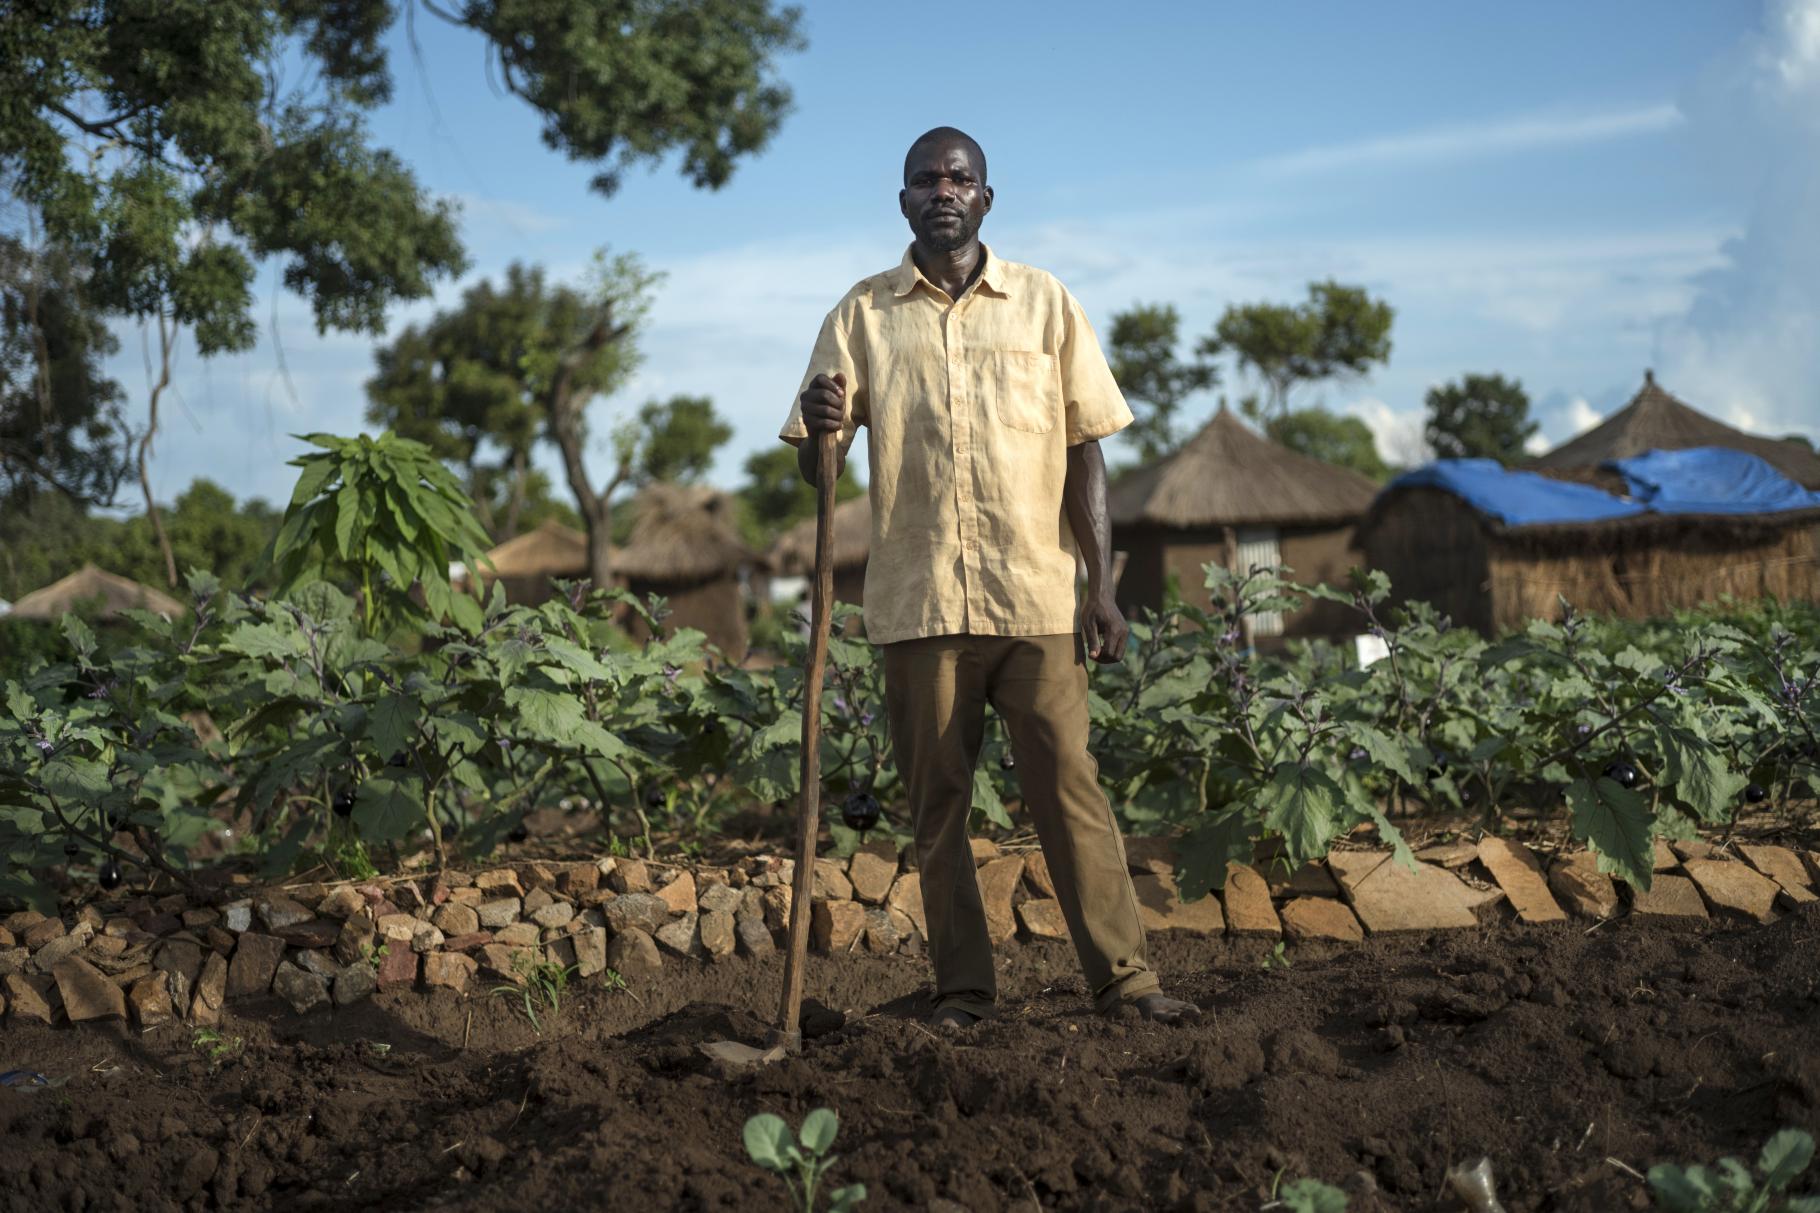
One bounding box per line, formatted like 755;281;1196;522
1200;281;1393;421
1106;303;1217;462
1424;372;1537;466
738;446;863;549
1266;408;1390;482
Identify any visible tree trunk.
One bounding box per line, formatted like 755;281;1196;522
546;307;633;589
139;310;178;588
501;446;529;539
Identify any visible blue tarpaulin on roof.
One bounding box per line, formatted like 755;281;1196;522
1387;459;1644;526
1388;447;1820;527
1610;447;1820;515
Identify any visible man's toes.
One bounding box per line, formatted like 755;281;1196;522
930;1006;981;1031
1132;993;1201;1023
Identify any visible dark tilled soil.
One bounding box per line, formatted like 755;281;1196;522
2;907;1817;1213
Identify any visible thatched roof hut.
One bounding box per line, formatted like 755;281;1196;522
1109;406;1379;640
767;495;870;613
473;518;591;606
1532;370;1820;489
615;483;758;659
10;563;186;621
1359;453;1820;635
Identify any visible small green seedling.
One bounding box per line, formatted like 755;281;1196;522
360;940;389;970
743;1107;867;1213
1266;1176;1348;1212
1259;940;1293;971
1648;1128;1819;1212
489;952;577;1034
191;1027;244;1068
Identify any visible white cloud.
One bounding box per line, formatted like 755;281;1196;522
1523;431;1551;455
1566;396;1604;435
1250;103;1682;178
1345;397;1430;468
450;193;570;237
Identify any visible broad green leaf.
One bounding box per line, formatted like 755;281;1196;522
1565;777;1653;892
742;1113;793;1172
542;638;615;682
1278;1177;1349;1213
827;1183;868;1213
366;694;419;760
1758;1129;1814;1190
1645;1165;1714;1213
1176;808;1252;899
1656;725;1748;823
353;777;422;843
288;455;338;507
1257;763;1342;865
1347;723;1418;784
39;758;112;801
334;480;361;559
225;622;306;661
971;765;1012;829
798;1107;838;1155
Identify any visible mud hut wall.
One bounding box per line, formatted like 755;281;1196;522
623;575;750;662
1360;489;1495;634
1276;526;1368;639
1485;519;1820;632
1114;524;1363;638
1110;527;1167;620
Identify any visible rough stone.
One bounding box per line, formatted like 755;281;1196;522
54;956;125;1021
180;908;219;931
192;952;228;1023
529;900;575;930
1737;844;1817;906
697;882;742;915
1022;851;1057;899
376;913;419;945
449;887;485;906
332;914;375;967
317;887;366;920
410;922;445;953
861;906;901;953
272;961;331;1014
1653;839;1679;871
571;927;608;977
698;910;736;960
1326;852;1478;933
255;894;315;932
1123;834;1177;876
442;931;493;953
3;910;46;935
1268;861;1340;899
1133;871;1226;936
432;902;480;936
1280;897;1365;944
204;925;237;955
0;947;27;977
887;874;928;937
605;928;662;980
1413;840;1476;869
1683;858;1780;924
423;952;477;992
559;861;601;897
219;900;254;933
603;892;670;936
476;898;522;930
1672;839;1718;863
474;868;525;897
32;924;95;973
22;916;67;949
521;887;556;917
978;855;1025;945
333;963;377;1007
1547;851;1621;919
225;933;286;998
274;919;341;949
1017;898;1070;939
1476;837;1568;925
292;949;338;979
478;943;532;983
1221;863;1282;937
652;871;697;916
1628;872;1710;922
375;945;419;988
655;913;704;958
968;838;1001;866
811;900;867;953
609;859;653;894
4;973;55;1024
128;974;173;1028
518;860;561;891
735;914;776;958
846;851;897;904
1458;882;1509;921
761;886;794;934
806;860;849;903
493;922;541;947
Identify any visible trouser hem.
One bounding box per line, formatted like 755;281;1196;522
1093;971;1163;1013
932;994;996;1018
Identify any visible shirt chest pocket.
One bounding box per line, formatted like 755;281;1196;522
981;349;1059;435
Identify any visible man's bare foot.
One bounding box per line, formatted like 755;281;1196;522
1123;993;1200;1024
930;1006;981;1031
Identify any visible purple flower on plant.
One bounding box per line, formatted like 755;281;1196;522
35;739;54;753
860;711;874;727
832;695;850;715
663;663;681;683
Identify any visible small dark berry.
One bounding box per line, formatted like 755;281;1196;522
508;823;529;843
643;786;666;810
999;751;1016;772
1603;761;1639;789
97;858;122;890
333;790;357;817
440;823;458;841
1743;783;1767;804
63;841;81;858
840;792;881;833
387;750;410;768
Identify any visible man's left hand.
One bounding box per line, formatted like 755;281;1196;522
1081;590;1128;664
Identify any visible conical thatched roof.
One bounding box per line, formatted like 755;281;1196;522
480;518;590;578
1109;405;1380;528
1531;370;1820;489
613;483;756;582
768;495;871;575
10;563;186;621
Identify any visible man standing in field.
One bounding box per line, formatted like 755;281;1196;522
779;127;1199;1028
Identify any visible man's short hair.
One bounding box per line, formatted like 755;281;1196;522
904;126;988;185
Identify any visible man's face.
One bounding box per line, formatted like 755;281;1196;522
899;140;991;254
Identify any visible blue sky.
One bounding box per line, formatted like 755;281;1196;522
114;0;1820;509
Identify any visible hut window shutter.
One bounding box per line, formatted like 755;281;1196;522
1235;526;1284;637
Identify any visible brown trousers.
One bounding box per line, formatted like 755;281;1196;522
883;633;1160;1015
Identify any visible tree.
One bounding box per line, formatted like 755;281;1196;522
1424;373;1537;466
3;0;805;582
1266;409;1390;482
1199;281;1393;422
1106;303;1217;462
738;446;863;548
0;235;131;508
632;396;733;486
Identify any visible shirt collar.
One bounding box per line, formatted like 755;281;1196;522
890;244;1012;300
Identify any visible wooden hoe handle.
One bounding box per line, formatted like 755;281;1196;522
772;429;840;1053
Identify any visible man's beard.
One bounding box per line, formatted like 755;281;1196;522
921;210;981;253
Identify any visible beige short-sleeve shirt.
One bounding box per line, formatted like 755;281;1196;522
779;244;1133;645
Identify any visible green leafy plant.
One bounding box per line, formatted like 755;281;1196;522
1267;1175;1349;1212
742;1107;867;1212
1259;940;1293;971
191;1027;244;1068
490;952;577;1034
1648;1128;1818;1212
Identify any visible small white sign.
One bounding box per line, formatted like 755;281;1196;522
1354;633;1390;668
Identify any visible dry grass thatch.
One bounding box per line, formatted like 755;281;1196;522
479;518;591;579
9;563;187;621
767;494;871;575
613;483;755;583
1531;370;1820;489
1109;405;1381;528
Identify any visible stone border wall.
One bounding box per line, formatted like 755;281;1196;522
2;835;1815;1030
